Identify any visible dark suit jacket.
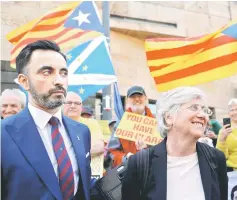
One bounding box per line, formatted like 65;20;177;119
122;138;228;200
1;107;91;200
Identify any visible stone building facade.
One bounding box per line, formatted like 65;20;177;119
1;1;237;121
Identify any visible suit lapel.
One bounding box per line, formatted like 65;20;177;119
63;117;89;200
151;139;213;200
197;143;212;200
6;108;63;200
152;139;167;200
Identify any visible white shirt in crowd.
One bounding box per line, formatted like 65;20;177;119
167;152;205;200
28;103;79;195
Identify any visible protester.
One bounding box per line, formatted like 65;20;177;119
197;120;216;147
0;88;26;119
1;40;91;200
63;92;104;177
108;118;117;133
108;86;154;168
81;106;94;119
122;86;228;200
217;98;237;171
103;118;118;171
207;119;222;146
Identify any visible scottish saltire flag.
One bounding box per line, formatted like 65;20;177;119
66;36;117;101
6;1;104;68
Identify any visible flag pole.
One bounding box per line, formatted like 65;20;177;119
102;1;112;120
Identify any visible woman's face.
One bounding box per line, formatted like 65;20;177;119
229;103;237;123
171;98;209;140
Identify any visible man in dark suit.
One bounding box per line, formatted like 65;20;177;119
1;40;91;200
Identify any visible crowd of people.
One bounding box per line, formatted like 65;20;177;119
1;40;237;200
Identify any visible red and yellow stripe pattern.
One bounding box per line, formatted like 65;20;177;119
6;2;101;68
145;20;237;92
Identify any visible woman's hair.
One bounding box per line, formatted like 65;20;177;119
228;98;237;111
156;86;206;137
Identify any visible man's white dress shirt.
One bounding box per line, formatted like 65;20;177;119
28;103;79;195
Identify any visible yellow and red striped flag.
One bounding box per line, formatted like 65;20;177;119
6;1;104;68
145;20;237;92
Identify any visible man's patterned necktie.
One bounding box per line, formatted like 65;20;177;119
49;116;74;200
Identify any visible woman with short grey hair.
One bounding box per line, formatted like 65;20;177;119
122;86;228;200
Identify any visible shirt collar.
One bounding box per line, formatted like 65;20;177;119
28;103;63;129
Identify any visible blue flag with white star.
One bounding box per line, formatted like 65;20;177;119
66;36;117;101
64;1;105;34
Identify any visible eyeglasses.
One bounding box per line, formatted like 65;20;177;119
185;104;213;116
230;108;237;112
64;101;82;106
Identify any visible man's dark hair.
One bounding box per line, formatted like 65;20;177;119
231;185;237;200
16;40;67;75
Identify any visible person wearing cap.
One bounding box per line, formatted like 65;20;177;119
108;119;117;133
108;86;154;168
81;106;94;119
63;92;105;178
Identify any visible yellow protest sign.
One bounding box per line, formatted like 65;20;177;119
115;112;163;146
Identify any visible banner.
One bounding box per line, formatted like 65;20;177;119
115;112;163;146
228;171;237;200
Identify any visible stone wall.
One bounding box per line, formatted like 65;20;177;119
1;1;236;121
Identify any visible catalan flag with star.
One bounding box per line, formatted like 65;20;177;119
145;20;237;92
6;1;104;68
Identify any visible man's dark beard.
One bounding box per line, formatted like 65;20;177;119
29;80;67;109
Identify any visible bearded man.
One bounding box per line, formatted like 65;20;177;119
1;40;91;200
109;86;154;168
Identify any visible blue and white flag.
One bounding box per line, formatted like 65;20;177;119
64;1;105;34
66;36;117;101
113;82;124;120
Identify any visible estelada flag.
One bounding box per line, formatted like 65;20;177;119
6;1;104;68
145;20;237;92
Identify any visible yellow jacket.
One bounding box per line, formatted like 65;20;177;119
216;127;237;170
79;117;105;178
